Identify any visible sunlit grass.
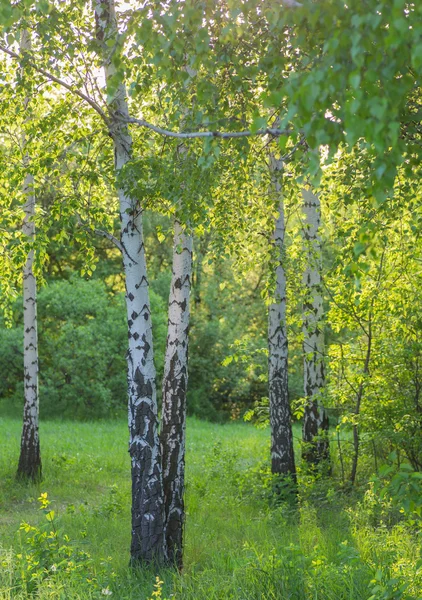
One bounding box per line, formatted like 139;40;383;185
0;417;420;599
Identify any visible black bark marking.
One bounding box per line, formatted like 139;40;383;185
133;367;153;399
142;335;151;357
17;417;42;483
135;276;148;289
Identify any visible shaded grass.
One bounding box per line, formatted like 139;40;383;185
0;417;420;599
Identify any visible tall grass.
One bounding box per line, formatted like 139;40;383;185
0;417;420;599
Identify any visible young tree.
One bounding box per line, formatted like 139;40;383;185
17;29;41;483
322;148;422;482
160;218;193;568
267;151;296;481
301;188;330;467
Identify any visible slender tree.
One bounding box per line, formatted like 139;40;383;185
350;308;373;485
94;0;165;563
17;28;41;483
301;188;330;467
160;217;193;568
267;151;296;481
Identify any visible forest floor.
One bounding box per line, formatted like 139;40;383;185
0;417;420;599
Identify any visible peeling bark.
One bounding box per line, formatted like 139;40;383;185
17;29;41;484
301;189;330;467
160;220;193;568
94;0;165;564
267;154;296;482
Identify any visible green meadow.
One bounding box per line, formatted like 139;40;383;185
1;418;420;599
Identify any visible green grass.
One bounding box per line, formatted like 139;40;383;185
0;417;420;599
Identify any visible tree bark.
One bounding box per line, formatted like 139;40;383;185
301;188;330;467
160;220;193;568
17;28;42;483
267;154;296;481
94;0;165;564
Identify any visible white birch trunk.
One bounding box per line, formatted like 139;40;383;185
267;154;296;481
94;0;165;563
17;29;41;483
301;188;330;466
160;220;193;568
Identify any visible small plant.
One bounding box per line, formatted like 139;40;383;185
374;463;422;524
243;397;270;428
206;441;241;485
16;492;103;595
368;568;409;600
148;576;167;600
93;485;124;518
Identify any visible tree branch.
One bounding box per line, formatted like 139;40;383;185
122;113;293;139
76;214;123;253
0;44;110;123
1;44;294;140
92;227;123;253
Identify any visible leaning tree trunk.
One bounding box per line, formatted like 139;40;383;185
301;188;330;467
160;220;193;568
94;0;165;564
267;153;296;481
17;28;42;483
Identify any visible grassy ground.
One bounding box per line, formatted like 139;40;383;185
0;417;420;599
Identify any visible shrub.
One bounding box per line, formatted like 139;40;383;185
0;277;167;419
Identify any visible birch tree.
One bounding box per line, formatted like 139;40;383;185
301;188;330;467
16;29;41;483
267;152;296;481
160;218;193;568
0;0;419;569
94;0;165;563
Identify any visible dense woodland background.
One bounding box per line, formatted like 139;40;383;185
1;163;421;474
0;0;421;598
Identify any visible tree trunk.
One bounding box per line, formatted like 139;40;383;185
160;220;193;568
193;243;203;307
94;0;165;564
301;188;330;468
350;311;372;485
267;154;296;481
17;29;42;483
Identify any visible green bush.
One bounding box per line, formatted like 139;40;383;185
0;272;275;421
0;277;167;419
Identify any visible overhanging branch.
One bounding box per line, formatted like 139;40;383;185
1;44;294;140
122;114;292;139
0;44;109;123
